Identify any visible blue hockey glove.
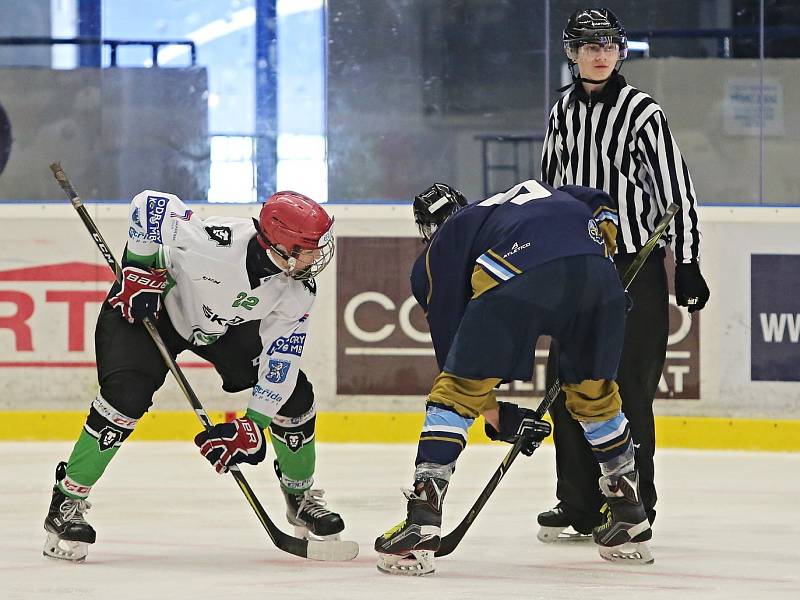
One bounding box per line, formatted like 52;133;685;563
194;417;267;474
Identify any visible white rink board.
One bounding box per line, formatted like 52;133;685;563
1;203;799;418
3;443;800;600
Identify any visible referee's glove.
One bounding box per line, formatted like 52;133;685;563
675;261;710;313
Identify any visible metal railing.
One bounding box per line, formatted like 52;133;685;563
0;37;196;67
476;134;546;197
627;26;800;59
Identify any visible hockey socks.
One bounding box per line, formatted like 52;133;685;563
415;403;473;467
58;394;140;498
579;412;635;476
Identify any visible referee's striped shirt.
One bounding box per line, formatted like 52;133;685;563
541;72;701;263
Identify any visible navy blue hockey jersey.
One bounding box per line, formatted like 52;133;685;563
411;180;618;369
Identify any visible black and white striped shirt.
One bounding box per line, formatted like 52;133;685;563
541;73;701;263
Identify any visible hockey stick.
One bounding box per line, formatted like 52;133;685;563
50;162;358;562
435;202;679;557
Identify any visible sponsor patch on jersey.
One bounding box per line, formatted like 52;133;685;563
588;218;604;246
205;225;232;247
131;207;142;227
253;383;284;404
265;359;291;384
267;333;306;356
502;241;532;258
145;195;169;242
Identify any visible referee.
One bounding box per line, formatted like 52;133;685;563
536;7;710;541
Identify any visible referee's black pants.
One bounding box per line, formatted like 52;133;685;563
545;248;668;526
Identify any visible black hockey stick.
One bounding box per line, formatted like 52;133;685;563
435;202;679;557
50;162;358;562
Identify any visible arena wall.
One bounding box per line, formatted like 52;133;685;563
0;202;798;449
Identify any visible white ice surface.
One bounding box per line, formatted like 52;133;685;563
2;442;799;600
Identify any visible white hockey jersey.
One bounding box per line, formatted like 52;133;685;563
125;190;317;421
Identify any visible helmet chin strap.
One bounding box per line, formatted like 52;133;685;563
559;61;622;92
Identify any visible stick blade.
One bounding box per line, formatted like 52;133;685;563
305;539;360;561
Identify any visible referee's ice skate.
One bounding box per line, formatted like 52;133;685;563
536;502;602;542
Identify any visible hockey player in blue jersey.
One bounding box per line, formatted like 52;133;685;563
374;180;653;575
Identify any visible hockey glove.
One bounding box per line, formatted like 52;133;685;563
598;221;618;257
484;401;552;456
108;263;167;323
194;417;267;474
675;261;710;313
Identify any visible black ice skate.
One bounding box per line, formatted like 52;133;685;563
592;469;654;564
375;477;448;576
536;502;603;543
274;460;345;541
43;462;96;562
283;488;345;541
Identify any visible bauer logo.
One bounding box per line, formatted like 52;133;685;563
751;254;800;381
336;238;700;399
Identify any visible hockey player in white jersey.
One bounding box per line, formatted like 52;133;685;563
43;190;344;562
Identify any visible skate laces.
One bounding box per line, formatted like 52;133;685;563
61;498;92;524
296;489;332;519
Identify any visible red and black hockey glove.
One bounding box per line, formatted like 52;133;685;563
484;401;552;456
108;263;167;323
194;417;267;474
675;261;710;313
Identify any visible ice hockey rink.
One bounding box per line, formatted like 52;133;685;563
3;442;799;600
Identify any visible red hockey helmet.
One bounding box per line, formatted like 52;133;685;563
256;191;334;280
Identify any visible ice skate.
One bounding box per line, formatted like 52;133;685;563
536;502;602;543
375;477;448;576
43;462;96;562
593;469;654;564
283;488;345;541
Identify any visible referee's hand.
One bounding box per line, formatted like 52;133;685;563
675;262;710;313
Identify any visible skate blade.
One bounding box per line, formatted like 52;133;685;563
376;551;435;576
43;532;89;562
537;526;593;543
294;525;341;542
598;541;654;565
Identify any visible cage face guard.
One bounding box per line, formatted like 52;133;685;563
413;183;468;242
256;191;335;280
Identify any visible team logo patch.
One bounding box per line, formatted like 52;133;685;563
285;432;305;452
97;426;123;451
266;359;291;383
588;219;604;245
205;225;232;247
